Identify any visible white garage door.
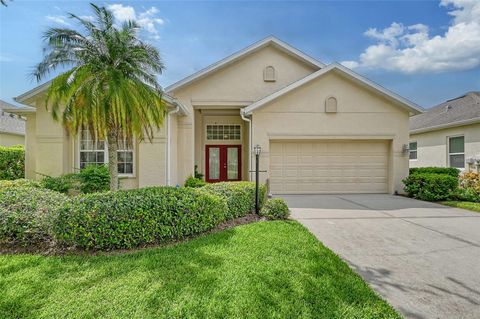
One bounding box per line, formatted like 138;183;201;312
269;140;389;194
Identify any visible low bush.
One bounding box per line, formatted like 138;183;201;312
459;172;480;193
40;173;80;194
409;167;460;178
78;165;110;193
260;198;290;220
53;187;227;250
0;187;68;246
0;179;40;189
403;173;458;201
452;187;480;202
0;145;24;180
203;182;266;219
184;175;206;188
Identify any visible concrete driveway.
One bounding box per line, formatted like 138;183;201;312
284;194;480;319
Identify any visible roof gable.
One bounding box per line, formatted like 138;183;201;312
242;63;423;116
165;36;325;93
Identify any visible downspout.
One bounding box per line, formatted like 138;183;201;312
240;109;253;181
167;104;180;186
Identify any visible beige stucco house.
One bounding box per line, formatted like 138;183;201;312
12;37;423;194
0;99;25;146
409;92;480;172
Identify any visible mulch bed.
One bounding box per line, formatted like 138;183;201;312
0;213;265;256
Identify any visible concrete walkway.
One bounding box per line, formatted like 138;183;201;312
284;194;480;319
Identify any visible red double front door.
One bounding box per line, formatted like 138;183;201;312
205;145;241;182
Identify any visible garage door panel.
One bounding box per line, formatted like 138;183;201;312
269;140;389;194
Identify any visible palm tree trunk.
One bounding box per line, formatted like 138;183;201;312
107;132;119;191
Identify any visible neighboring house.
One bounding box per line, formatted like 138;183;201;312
11;37;423;194
0;99;26;146
409;92;480;171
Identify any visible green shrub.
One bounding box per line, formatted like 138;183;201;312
260;198;290;220
409;167;460;178
184;175;206;188
53;187;227;250
0;145;24;180
403;173;458;201
0;187;68;246
203;182;266;219
40;174;80;194
78;165;110;193
452;187;480;203
0;179;40;190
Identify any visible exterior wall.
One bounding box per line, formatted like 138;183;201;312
0;133;24;146
170;45;318;184
29;95;72;179
410;123;480;170
251;71;411;194
24;94;167;189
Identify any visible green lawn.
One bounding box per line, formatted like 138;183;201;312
0;221;400;319
440;201;480;213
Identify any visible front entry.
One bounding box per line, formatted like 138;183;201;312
206;145;242;182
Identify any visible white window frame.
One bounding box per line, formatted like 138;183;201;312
447;135;465;169
409;141;417;160
77;132;135;177
205;124;242;141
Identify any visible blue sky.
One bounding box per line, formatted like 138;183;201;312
0;0;479;108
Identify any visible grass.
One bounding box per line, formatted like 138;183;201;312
439;201;480;213
0;221;400;319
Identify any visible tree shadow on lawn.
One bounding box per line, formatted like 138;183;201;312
0;221;400;319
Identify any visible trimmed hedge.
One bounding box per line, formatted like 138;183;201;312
0;145;24;180
260;198;290;220
409;167;460;178
403;173;458;201
203;182;266;219
0;179;41;189
41;174;80;194
0;187;68;246
53;187;227;250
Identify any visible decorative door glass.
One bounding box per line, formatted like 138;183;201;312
208;147;220;180
227;147;239;180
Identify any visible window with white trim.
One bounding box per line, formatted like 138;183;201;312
79;130;134;175
206;124;241;140
448;136;464;168
409;141;417;160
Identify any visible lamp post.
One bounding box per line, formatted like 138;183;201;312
254;144;262;214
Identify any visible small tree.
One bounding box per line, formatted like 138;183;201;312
33;3;166;190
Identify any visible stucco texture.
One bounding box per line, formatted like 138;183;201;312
410;123;480;169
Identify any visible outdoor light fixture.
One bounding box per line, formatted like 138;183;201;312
254;144;262;214
254;144;262;156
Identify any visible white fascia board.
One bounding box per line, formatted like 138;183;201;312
165;36;325;93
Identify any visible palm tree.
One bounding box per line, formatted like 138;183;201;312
33;3;166;190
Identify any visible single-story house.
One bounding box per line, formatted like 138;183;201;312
0;99;26;146
409;92;480;171
11;37;424;194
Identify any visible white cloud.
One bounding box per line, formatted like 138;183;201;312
341;0;480;74
45;15;71;26
107;4;165;40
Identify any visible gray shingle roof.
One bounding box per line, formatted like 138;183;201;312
410;92;480;133
0;100;26;136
